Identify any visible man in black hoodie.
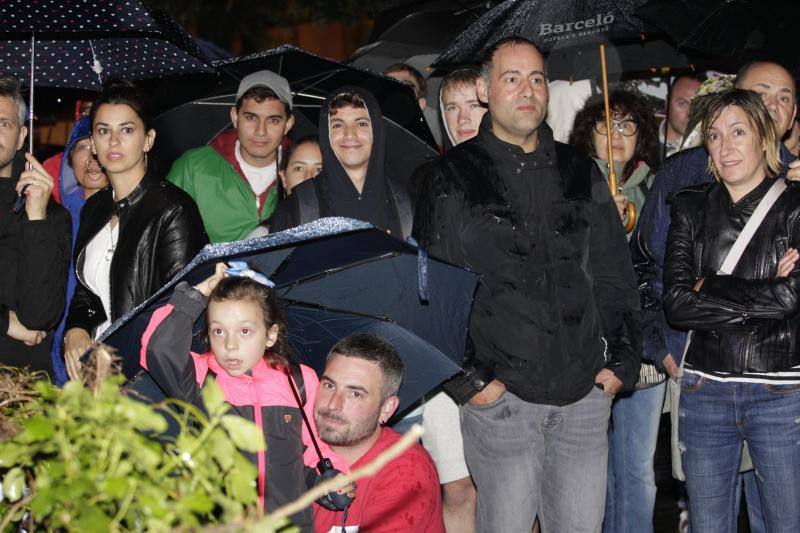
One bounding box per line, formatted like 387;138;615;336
0;78;71;375
270;87;412;239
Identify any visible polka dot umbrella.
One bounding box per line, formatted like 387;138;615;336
0;0;213;154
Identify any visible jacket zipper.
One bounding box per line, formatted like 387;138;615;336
249;377;266;512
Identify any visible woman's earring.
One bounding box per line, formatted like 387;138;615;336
143;150;149;173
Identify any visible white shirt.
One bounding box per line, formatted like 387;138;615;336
235;141;278;202
83;220;118;339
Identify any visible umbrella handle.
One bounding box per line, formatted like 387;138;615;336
623;202;637;233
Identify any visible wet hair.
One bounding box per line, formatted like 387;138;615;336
569;90;661;181
384;63;426;100
208;276;289;370
701;89;781;181
0;78;27;126
327;333;404;399
441;68;481;99
235;85;291;117
90;78;153;131
328;91;367;117
280;136;320;172
480;36;547;83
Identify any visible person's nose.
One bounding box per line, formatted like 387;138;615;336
109;130;121;147
254;118;267;136
458;107;469;125
325;389;344;411
224;334;238;352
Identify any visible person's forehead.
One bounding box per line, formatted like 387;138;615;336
739;64;796;94
387;70;420;90
0;96;19;122
238;96;287;116
325;354;383;389
671;78;701;99
443;82;479;103
329;105;370;121
492;43;545;73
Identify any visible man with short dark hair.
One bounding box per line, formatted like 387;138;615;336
270;87;413;239
313;333;444;533
660;76;702;157
167;70;294;242
385;62;444;148
413;37;641;532
0;78;72;374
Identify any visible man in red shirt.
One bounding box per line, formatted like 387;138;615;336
313;333;445;533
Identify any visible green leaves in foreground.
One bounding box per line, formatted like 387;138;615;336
0;375;265;531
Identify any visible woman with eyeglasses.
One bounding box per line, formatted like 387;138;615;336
569;89;662;533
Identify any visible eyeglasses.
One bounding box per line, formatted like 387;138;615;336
594;119;639;137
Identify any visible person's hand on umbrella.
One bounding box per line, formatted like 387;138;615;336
6;310;46;346
788;160;800;182
194;262;228;297
64;327;93;381
16;153;54;221
613;192;628;221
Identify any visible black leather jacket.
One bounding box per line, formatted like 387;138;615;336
664;177;800;373
65;174;208;336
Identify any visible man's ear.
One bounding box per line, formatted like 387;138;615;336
378;395;400;424
16;125;27;151
418;97;427;111
230;106;238;130
476;77;489;104
283;113;295;135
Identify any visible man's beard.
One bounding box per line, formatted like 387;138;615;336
315;407;381;447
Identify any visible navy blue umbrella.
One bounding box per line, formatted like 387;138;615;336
101;218;478;413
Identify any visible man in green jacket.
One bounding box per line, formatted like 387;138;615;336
167;71;294;242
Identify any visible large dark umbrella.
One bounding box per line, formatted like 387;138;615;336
101;218;478;414
636;0;800;68
151;45;438;186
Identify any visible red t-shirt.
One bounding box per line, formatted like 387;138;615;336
314;427;444;533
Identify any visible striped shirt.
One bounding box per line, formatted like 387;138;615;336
685;363;800;384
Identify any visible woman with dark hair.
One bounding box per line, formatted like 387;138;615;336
570;90;660;225
279;136;322;195
570;90;664;533
664;89;800;532
63;79;207;379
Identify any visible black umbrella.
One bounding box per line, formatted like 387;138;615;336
100;218;478;414
636;0;799;68
151;45;439;186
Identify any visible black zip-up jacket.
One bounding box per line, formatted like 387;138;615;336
664;177;800;373
65;173;207;336
413;117;641;406
0;152;72;372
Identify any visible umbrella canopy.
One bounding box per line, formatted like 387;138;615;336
151;45;438;186
434;0;656;68
636;0;800;67
0;7;212;90
101;218;479;413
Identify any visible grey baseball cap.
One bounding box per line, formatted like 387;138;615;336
236;70;293;110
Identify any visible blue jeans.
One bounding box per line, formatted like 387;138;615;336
603;381;666;533
462;386;612;533
679;373;800;533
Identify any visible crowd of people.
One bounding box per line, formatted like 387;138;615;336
1;33;799;533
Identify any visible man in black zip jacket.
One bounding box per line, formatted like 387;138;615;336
269;86;413;239
413;37;641;532
0;78;71;375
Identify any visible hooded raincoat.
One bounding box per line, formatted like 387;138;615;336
270;86;412;239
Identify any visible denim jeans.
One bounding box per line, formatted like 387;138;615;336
603;381;666;533
461;386;612;533
679;373;800;533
